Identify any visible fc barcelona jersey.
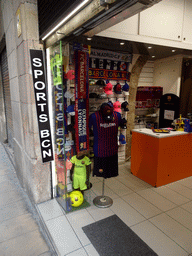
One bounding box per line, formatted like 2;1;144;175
89;111;121;157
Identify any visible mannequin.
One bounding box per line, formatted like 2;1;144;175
89;102;121;179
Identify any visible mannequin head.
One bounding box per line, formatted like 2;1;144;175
100;102;114;122
76;149;89;159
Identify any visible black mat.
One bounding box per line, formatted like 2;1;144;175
82;215;158;256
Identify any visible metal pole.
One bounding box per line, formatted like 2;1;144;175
102;177;105;197
93;177;113;208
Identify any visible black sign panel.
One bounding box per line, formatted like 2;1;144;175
30;49;53;163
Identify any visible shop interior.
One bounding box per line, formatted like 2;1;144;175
42;20;192;254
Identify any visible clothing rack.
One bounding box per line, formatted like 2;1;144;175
93;178;113;208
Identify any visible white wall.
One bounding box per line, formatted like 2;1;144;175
153;55;183;96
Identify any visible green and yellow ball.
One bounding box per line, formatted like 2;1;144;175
70;191;84;207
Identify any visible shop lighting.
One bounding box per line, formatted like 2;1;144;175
87;37;92;40
152;56;155;58
120;42;125;45
148;46;152;49
172;49;176;52
42;0;90;41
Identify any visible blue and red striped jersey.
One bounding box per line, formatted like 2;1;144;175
89;111;121;157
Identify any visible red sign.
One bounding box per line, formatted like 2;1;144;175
89;68;130;81
78;51;87;99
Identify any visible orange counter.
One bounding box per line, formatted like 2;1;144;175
131;128;192;187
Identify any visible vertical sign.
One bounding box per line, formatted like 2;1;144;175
74;50;89;153
30;49;53;163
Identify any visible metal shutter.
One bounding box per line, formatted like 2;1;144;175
0;48;13;149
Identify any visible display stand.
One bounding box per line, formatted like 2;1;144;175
93;178;113;208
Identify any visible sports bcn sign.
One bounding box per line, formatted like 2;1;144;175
30;49;53;163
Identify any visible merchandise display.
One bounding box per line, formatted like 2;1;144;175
122;82;129;94
50;42;131;211
89;106;121;158
184;119;192;132
120;118;127;129
104;82;113;95
64;90;74;99
69;190;84;207
96;79;106;87
119;134;126;144
89;102;122;179
114;83;122;94
66;105;75;116
121;101;129;111
113;101;122;113
152;129;170;133
70;154;91;191
89;92;99;98
65;70;75;80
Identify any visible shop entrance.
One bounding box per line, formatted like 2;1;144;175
47;39;132;212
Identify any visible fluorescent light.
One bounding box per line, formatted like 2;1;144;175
42;0;90;41
87;37;92;40
172;49;176;52
120;42;125;45
46;48;57;197
148;46;152;49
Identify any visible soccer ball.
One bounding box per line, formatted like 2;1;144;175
70;191;84;207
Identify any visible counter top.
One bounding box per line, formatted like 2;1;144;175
132;128;190;138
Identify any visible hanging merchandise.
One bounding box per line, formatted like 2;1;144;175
66;105;75;116
89;102;122;179
120;118;127;129
113;101;122;113
65;70;75;80
104;82;113;95
114;83;122;94
89;49;132;81
119;134;126;144
74;50;90;153
121;101;129;112
122;82;129;95
50;41;68;200
96;79;106;87
64;90;74;99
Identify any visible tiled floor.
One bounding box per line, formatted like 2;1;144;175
37;161;192;256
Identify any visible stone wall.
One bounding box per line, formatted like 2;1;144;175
0;0;51;204
126;55;149;159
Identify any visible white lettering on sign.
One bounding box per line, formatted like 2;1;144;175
34;70;43;79
78;108;86;136
39;114;48;123
79;53;85;93
40;130;50;138
30;49;53;163
35;81;45;90
32;58;42;67
36;92;46;101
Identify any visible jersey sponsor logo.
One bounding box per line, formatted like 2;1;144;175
100;123;116;128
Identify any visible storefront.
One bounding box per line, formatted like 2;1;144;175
44;39;133;211
37;0;192;213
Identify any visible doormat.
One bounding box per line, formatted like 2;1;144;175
82;215;158;256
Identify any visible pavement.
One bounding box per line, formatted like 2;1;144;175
0;143;57;256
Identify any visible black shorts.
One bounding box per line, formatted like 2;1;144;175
93;154;118;179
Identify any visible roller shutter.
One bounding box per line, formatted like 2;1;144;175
0;48;13;149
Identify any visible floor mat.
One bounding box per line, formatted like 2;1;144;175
82;214;158;256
